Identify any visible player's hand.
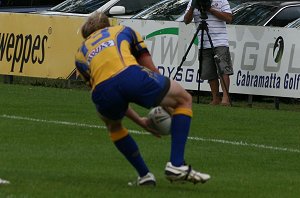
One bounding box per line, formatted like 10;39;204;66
139;117;161;138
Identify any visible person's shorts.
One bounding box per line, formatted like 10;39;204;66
199;46;233;80
92;65;170;120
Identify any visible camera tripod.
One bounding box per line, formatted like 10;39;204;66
173;12;232;106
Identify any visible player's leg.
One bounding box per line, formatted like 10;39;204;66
91;75;155;186
100;115;155;186
160;80;210;184
159;81;192;166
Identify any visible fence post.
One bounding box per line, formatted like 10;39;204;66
274;97;280;110
3;75;13;84
247;95;253;108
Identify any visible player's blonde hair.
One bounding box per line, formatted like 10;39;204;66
81;11;110;39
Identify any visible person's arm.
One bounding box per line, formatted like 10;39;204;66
129;27;160;73
208;8;232;23
125;106;161;137
184;6;195;24
125;107;144;126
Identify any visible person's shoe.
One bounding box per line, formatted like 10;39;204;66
165;162;210;184
128;172;156;186
0;178;10;185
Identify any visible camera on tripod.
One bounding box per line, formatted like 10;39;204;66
192;0;212;18
196;0;212;10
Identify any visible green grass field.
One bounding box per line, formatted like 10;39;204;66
0;83;299;198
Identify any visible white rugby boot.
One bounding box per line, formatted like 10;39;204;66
165;162;210;184
0;178;10;185
128;172;156;186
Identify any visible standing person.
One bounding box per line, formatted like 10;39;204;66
75;12;210;186
184;0;233;106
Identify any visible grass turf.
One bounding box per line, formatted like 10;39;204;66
0;83;299;198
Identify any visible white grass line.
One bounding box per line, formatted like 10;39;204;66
1;114;300;154
1;114;107;130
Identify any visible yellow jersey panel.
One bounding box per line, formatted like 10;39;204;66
75;25;149;89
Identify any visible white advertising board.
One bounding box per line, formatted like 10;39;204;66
119;19;300;98
1;13;299;98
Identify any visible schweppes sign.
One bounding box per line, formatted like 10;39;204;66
0;33;48;73
0;13;85;79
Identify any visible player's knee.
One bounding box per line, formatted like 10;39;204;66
179;91;192;108
185;92;192;104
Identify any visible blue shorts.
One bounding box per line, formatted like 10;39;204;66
92;65;170;120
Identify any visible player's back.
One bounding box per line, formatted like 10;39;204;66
76;25;145;89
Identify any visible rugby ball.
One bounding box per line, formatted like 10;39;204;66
148;106;171;136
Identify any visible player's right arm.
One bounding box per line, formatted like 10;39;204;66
136;52;159;73
128;27;160;73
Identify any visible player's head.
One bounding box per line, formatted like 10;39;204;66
81;11;110;39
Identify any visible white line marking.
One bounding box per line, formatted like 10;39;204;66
1;114;300;154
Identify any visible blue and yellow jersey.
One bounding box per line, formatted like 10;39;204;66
75;25;149;89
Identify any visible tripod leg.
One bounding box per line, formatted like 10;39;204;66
197;25;205;104
174;23;203;80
